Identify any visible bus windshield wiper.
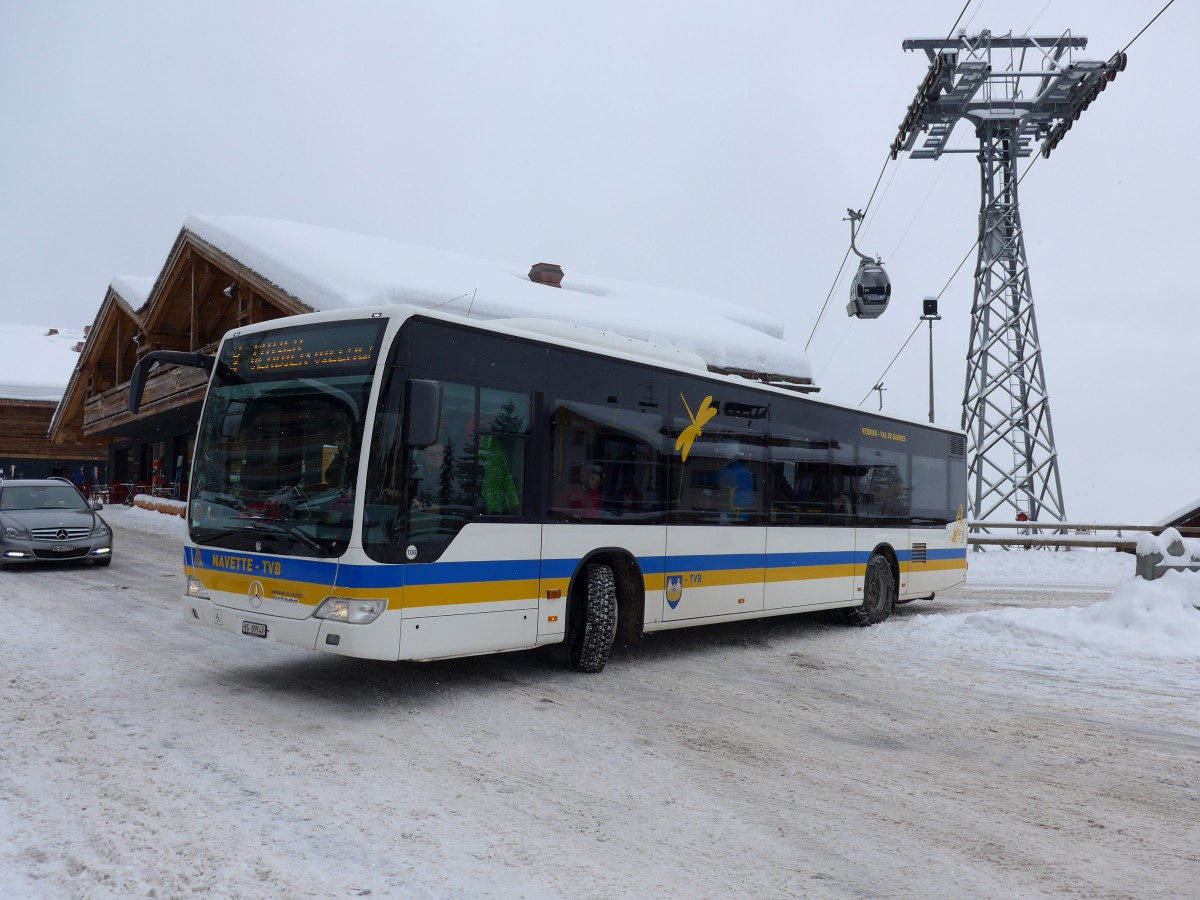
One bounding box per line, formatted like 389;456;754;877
193;520;329;557
241;517;330;557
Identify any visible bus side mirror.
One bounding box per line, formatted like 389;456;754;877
128;350;215;414
405;379;443;447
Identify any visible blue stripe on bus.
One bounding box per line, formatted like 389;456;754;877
541;558;583;579
926;548;967;560
185;544;965;591
333;558;542;590
664;553;765;572
765;550;865;568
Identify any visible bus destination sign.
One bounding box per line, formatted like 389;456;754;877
223;321;385;379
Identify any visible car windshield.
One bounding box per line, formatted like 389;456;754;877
1;485;88;512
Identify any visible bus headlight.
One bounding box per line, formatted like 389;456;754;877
314;597;387;624
186;576;210;600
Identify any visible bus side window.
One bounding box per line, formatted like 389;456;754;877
475;388;528;517
545;352;669;524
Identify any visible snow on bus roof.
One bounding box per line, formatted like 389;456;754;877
184;215;812;384
0;324;87;402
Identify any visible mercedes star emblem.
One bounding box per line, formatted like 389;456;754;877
248;580;266;608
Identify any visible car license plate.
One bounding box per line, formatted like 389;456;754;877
241;621;268;638
51;544;72;552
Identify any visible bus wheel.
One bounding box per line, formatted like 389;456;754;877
843;553;895;626
568;563;618;673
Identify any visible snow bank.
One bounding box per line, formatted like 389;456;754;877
1135;527;1200;564
104;504;188;539
963;546;1132;587
898;568;1200;661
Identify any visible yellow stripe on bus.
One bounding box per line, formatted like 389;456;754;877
765;563;861;583
903;558;968;573
402;579;541;608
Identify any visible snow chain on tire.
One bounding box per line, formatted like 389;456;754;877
843;552;896;626
571;563;619;673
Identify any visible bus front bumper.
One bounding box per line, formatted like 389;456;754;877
182;596;402;661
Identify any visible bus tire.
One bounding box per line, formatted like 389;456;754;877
843;552;895;626
568;563;618;673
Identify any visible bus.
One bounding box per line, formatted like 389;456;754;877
130;305;968;672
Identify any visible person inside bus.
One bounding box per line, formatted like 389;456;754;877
556;463;604;518
718;452;755;521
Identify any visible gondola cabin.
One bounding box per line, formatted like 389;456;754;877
846;261;891;319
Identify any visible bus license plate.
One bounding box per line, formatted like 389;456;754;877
241;621;268;638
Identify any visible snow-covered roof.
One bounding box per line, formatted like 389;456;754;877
185;215;813;384
1158;499;1200;528
111;275;156;310
0;325;87;402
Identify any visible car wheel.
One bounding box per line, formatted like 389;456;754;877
93;557;113;567
843;552;895;626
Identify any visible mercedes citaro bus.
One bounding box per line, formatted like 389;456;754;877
130;305;967;672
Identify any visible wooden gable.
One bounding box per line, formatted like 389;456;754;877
51;226;314;442
138;231;309;358
49;290;143;446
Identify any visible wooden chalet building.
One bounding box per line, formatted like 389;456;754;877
49;226;309;497
0;325;107;482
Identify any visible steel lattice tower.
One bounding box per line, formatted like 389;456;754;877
892;31;1126;524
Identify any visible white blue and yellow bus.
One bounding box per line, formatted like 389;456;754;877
131;306;967;672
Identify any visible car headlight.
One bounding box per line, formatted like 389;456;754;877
3;524;30;540
313;597;387;624
93;520;110;537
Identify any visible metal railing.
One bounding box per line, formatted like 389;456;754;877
968;522;1200;551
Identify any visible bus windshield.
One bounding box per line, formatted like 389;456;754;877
188;319;386;557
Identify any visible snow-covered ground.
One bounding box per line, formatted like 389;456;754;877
2;509;1198;898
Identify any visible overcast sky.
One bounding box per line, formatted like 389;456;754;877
1;1;1193;524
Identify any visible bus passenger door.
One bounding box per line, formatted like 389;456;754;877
664;524;766;621
664;380;769;621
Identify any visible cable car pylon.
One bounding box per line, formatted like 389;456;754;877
891;30;1126;529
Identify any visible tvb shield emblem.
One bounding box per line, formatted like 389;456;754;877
666;575;683;609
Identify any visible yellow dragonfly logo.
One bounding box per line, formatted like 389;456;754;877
675;393;717;462
952;504;966;545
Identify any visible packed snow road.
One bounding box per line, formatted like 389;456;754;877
2;509;1197;898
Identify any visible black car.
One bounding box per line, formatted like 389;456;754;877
0;478;113;568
